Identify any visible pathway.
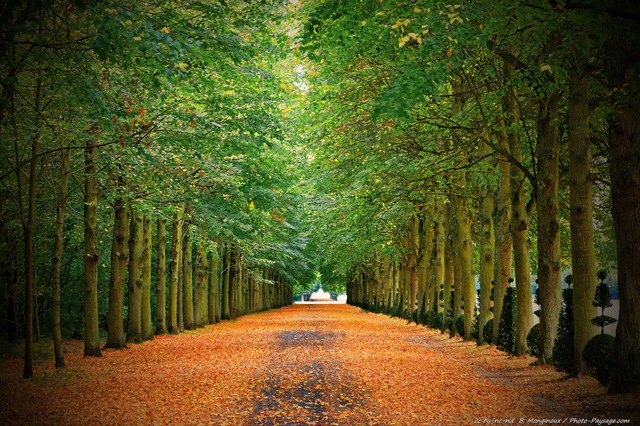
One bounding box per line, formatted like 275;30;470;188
0;304;637;425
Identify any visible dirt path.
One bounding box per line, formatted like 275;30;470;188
0;304;638;425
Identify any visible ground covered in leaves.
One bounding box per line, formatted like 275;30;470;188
1;304;638;425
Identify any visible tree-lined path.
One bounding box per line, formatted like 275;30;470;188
1;304;637;425
3;0;640;422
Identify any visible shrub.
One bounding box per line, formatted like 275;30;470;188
497;287;516;354
553;280;574;373
455;315;465;337
583;334;615;386
591;270;617;334
527;323;542;358
471;313;480;341
433;312;444;330
483;318;494;344
423;309;435;327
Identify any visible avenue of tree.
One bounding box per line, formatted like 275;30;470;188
1;0;639;395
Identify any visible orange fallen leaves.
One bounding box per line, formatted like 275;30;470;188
0;305;638;425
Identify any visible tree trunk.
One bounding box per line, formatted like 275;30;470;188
194;238;208;328
168;212;183;335
408;217;419;315
155;218;167;335
51;148;70;366
451;197;463;336
229;251;238;319
492;116;513;345
458;193;475;340
182;221;194;330
141;216;153;341
537;90;562;365
419;200;434;317
105;197;129;349
221;245;231;320
83;140;102;357
505;59;534;355
568;59;597;375
443;200;455;333
606;2;640;392
22;78;42;376
209;244;221;323
511;166;533;355
433;196;445;313
479;189;495;345
127;210;143;343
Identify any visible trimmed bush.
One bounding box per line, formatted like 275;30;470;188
483;318;494;344
497;287;516;354
527;323;542;358
433;312;444;330
471;313;480;341
553;280;574;373
591;270;617;334
583;333;615;386
455;315;464;337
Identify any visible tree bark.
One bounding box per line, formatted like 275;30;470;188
433;196;445;313
141;216;153;341
479;189;495;345
105;197;129;349
83;140;102;357
492;116;513;345
168;212;183;334
221;245;231;320
537;89;563;365
51;148;70;366
182;221;195;330
504;53;534;355
457;192;475;340
155;218;167;335
443;200;455;333
209;242;221;323
194;237;209;328
126;210;143;343
22;77;43;376
606;1;640;392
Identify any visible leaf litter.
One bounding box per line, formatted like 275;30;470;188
0;304;638;425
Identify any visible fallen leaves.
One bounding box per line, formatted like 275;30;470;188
0;305;638;425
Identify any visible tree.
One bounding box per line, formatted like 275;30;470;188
155;218;168;335
83;140;103;357
127;210;144;344
605;0;640;394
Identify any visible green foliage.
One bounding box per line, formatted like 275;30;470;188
553;288;575;374
591;270;616;334
483;319;494;344
583;334;615;387
497;287;516;354
432;312;444;331
455;315;465;338
471;314;480;341
527;324;542;358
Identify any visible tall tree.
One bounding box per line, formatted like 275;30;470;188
105;197;130;349
568;50;597;376
51;148;71;366
127;210;144;343
83;140;102;357
606;0;640;393
156;218;168;335
168;213;183;335
141;216;153;341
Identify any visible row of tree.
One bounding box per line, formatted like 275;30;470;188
1;0;311;378
298;0;639;393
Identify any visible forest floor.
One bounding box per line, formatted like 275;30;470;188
0;304;638;425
